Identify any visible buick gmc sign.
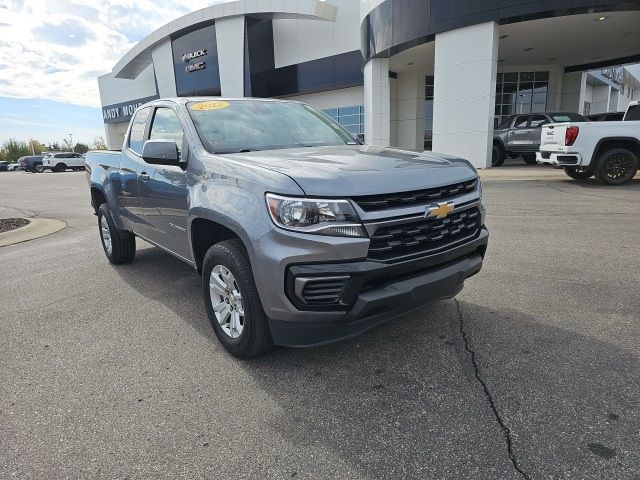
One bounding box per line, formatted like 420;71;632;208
101;95;159;124
182;49;207;63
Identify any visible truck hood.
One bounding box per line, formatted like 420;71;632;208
221;145;477;196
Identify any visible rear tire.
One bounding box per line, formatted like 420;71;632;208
523;154;537;165
492;144;506;167
34;165;44;173
202;239;273;358
54;163;67;172
97;203;136;264
594;148;638;185
563;166;593;180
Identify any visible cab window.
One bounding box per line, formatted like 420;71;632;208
149;108;185;157
513;115;529;128
529;115;549;128
128;107;151;155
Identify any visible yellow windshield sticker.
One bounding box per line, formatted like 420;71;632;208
190;101;230;111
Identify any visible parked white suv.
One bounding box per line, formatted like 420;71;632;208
42;152;85;172
537;101;640;185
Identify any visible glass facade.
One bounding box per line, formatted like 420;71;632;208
424;75;434;150
322;105;364;137
495;71;549;126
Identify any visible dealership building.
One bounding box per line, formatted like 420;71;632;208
98;0;640;168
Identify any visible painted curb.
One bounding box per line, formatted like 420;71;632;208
0;218;67;247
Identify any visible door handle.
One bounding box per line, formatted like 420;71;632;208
138;172;150;181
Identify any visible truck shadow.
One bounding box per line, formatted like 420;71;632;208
112;244;214;340
111;245;640;478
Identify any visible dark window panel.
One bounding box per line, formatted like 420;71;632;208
535;71;550;81
172;24;221;97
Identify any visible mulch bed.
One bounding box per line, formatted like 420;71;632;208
0;218;31;234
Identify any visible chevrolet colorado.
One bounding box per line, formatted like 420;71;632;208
85;98;488;358
537;101;640;184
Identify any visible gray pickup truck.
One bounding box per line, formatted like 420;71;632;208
86;98;488;358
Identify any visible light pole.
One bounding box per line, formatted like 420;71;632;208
69;133;74;152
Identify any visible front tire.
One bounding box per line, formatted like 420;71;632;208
202;239;272;358
594;148;638;185
492;144;506;167
523;154;537;165
564;166;593;180
34;165;44;173
97;203;136;264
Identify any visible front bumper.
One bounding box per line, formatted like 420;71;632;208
256;228;488;347
536;151;582;167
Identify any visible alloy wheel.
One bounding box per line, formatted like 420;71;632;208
100;215;112;255
209;265;245;339
604;154;633;181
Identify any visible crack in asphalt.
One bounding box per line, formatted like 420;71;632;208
0;204;39;218
455;299;531;480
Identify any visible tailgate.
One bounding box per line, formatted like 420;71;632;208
540;123;568;150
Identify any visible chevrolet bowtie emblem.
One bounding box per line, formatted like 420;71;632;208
425;201;455;219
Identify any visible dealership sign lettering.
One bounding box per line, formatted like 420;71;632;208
182;48;207;73
186;61;206;73
182;49;207;62
101;95;159;124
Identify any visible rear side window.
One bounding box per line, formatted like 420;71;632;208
128;107;151;154
625;104;640;121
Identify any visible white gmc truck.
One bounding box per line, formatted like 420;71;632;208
537;101;640;185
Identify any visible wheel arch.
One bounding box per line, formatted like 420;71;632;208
591;137;640;165
188;208;254;275
90;184;107;214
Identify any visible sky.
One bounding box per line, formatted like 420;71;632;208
1;1;639;145
0;0;218;144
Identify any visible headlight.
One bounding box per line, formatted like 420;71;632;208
265;193;366;238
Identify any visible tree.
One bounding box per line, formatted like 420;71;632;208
27;139;47;156
0;139;31;162
74;142;89;154
61;138;74;152
92;136;107;150
46;142;61;152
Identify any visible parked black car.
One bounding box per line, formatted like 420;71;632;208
0;161;8;172
492;112;589;166
18;155;44;173
587;111;625;122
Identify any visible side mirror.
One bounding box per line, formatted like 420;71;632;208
141;139;179;165
355;133;365;144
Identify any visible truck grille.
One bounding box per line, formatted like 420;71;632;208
301;278;348;305
352;179;477;212
368;207;481;261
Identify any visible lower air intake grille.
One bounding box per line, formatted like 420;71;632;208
368;207;481;261
300;277;349;305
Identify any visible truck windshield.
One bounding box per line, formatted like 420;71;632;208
187;100;357;154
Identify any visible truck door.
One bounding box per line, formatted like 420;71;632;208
116;106;151;231
527;114;550;150
137;106;190;261
506;115;531;151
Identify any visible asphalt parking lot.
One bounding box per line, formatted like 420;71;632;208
1;167;639;479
